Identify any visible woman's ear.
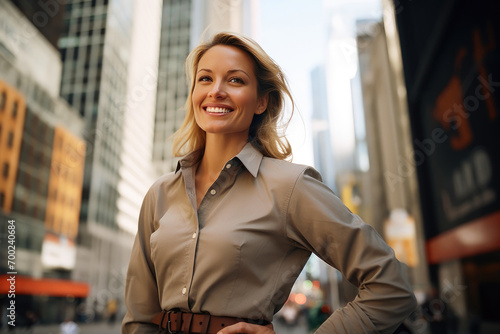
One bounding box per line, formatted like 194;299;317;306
255;94;269;115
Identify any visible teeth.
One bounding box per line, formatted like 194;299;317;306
206;107;232;113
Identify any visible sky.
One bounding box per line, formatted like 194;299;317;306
257;0;383;167
258;0;327;166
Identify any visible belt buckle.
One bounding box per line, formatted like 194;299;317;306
167;311;180;334
167;318;173;334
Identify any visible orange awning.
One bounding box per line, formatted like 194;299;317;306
0;275;89;297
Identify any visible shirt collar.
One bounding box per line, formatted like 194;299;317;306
175;142;263;178
235;142;263;178
175;148;203;174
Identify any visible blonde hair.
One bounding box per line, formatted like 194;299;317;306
172;32;293;160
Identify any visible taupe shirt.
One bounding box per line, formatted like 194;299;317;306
122;142;416;333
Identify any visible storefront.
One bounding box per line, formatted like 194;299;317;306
0;275;89;325
395;0;500;332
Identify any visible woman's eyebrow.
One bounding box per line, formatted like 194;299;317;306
197;68;250;78
197;68;212;73
227;69;250;78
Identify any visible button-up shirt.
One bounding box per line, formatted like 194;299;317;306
122;142;416;333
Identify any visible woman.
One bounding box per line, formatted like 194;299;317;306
122;32;416;334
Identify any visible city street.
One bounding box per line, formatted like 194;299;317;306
274;319;310;334
1;322;121;334
1;320;310;334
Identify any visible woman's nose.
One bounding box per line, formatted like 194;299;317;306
208;82;227;99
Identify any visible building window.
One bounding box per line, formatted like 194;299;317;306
2;163;9;179
12;101;18;119
7;132;14;148
25;172;31;189
0;91;5;111
65;3;73;13
80;93;86;108
60;48;67;61
28;146;34;165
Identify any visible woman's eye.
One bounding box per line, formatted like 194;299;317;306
198;76;211;82
229;77;244;84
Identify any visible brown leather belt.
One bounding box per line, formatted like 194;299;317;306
152;310;269;334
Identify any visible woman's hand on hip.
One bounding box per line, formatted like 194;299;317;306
217;322;275;334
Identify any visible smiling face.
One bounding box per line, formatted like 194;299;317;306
192;45;268;143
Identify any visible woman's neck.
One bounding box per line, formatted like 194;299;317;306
197;134;248;179
194;135;248;208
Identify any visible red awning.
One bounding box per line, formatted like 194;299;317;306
426;210;500;264
0;275;89;297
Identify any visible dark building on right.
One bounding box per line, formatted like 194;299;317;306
357;0;499;332
395;0;500;332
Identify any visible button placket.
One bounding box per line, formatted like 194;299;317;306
204;159;237;201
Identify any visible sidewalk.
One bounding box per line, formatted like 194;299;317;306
0;322;121;334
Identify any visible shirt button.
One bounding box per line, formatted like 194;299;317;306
210;189;216;195
182;287;187;295
192;233;197;239
226;163;232;169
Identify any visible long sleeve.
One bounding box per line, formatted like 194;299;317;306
122;187;161;334
286;168;417;333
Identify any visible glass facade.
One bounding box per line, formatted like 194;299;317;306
59;0;133;229
153;0;192;174
58;0;136;320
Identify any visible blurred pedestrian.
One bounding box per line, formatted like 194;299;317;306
60;318;79;334
311;304;332;332
123;31;416;334
25;310;38;333
276;301;300;327
107;299;117;325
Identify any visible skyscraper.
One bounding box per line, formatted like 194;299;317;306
116;1;162;236
311;65;336;192
59;0;134;233
153;0;193;174
9;0;66;49
58;0;138;318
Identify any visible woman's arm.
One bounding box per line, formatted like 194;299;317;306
122;188;162;334
286;168;417;334
217;322;275;334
